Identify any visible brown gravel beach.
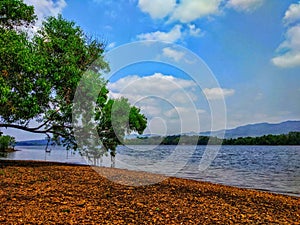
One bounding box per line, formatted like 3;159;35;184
0;160;299;224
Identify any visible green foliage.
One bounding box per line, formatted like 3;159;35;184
99;98;147;156
0;28;44;123
0;135;15;151
0;0;36;29
0;0;147;157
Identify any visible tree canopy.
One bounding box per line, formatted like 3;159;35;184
0;0;147;158
0;0;36;29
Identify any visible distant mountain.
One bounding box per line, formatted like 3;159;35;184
16;138;65;146
200;121;300;138
16;139;49;146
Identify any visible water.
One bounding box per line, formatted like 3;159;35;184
1;145;299;197
0;146;87;165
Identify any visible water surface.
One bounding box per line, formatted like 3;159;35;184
1;145;299;197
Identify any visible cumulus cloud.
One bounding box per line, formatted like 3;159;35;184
272;53;300;68
138;0;221;22
136;24;203;43
136;25;182;43
136;0;223;42
108;73;196;98
137;0;264;26
226;0;264;12
283;2;300;26
24;0;67;26
203;88;235;100
169;0;221;23
272;5;300;68
108;73;206;134
138;0;176;19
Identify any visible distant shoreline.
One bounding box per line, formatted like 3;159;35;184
15;131;300;146
124;132;300;145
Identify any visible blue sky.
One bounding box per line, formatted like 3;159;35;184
4;0;300;140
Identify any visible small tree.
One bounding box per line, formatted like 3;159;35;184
0;135;15;151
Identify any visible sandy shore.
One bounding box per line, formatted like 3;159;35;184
0;160;299;224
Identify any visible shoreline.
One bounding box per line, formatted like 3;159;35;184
0;160;299;224
0;148;20;153
1;158;300;197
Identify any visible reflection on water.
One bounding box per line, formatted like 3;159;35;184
0;145;299;197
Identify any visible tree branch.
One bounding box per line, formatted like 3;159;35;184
0;123;70;137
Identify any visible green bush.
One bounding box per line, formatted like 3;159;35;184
0;135;16;151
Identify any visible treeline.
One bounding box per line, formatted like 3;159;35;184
223;132;300;145
124;132;300;145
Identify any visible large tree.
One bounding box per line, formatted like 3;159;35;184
0;0;147;157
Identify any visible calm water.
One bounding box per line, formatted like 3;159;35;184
1;145;299;197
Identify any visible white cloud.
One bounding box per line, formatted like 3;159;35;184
136;25;182;43
138;0;176;19
272;25;300;68
203;88;235;100
283;2;300;26
272;3;300;68
272;52;300;68
137;0;221;23
136;24;203;43
108;73;205;134
162;47;185;62
24;0;67;26
188;24;202;36
109;73;196;97
226;0;264;12
278;25;300;51
169;0;221;23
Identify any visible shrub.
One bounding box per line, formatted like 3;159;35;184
0;135;16;151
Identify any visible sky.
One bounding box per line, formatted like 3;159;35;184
3;0;300;140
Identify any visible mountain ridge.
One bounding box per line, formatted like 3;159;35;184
199;120;300;138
